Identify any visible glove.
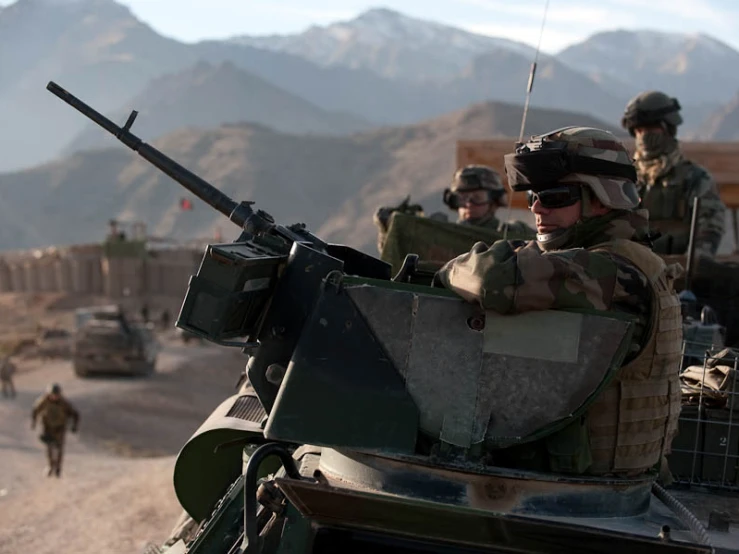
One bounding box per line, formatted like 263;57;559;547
71;426;78;434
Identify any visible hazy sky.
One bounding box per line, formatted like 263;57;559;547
3;0;739;53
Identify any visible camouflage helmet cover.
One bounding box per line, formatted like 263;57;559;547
444;164;507;209
621;90;683;135
450;165;505;193
504;126;640;210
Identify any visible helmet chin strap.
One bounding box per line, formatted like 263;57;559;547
535;187;593;251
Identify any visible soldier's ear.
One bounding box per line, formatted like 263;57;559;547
589;195;610;216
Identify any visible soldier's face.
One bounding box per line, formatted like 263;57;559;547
457;190;494;220
633;124;665;137
530;198;582;234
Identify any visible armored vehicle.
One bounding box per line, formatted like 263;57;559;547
71;305;158;377
47;82;738;554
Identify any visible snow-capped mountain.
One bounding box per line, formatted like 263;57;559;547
558;30;739;106
230;7;537;83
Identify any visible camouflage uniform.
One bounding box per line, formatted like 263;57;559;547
31;384;80;477
0;356;16;398
622;91;727;257
437;127;683;477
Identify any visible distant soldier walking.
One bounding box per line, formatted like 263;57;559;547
0;355;16;398
31;383;79;477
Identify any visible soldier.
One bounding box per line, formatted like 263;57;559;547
442;165;535;236
31;383;80;477
373;165;535;254
436;127;682;478
0;355;16;398
621;91;727;257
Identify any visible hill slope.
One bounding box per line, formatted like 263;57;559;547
64;61;372;154
0;101;621;253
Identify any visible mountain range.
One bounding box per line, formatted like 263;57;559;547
0;100;621;254
2;0;739;174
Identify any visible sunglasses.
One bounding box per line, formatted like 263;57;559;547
527;185;582;209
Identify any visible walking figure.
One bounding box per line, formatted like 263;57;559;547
31;383;79;477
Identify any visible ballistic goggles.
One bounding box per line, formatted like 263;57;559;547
503;140;636;192
443;188;504;209
526;184;582;210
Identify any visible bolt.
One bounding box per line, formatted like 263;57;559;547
265;363;286;385
467;315;485;331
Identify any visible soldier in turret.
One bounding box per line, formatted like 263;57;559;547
31;383;80;477
436;127;682;477
621;91;726;257
441;165;537;234
374;165;535;254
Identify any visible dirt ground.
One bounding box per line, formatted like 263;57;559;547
0;292;248;554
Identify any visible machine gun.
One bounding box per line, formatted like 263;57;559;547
47;80;397;407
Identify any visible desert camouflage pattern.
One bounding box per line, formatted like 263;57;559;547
635;147;727;257
532;127;640;210
436;209;653;353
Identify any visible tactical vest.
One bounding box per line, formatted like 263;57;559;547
639;162;693;255
583;239;683;475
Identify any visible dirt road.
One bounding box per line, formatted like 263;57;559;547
0;336;247;554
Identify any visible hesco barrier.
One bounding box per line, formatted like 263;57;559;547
0;243;203;298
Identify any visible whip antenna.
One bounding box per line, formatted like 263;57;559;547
518;0;551;144
503;0;551;240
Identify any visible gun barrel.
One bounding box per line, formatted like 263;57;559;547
46;81;246;226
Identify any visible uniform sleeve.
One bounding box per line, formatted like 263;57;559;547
689;169;727;257
31;396;46;422
64;400;80;426
436;239;649;316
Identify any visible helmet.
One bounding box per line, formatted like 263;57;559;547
48;383;61;394
504;126;640;211
443;165;506;209
621;91;683;136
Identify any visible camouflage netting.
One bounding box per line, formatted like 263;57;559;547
380;212;531;275
665;254;739;347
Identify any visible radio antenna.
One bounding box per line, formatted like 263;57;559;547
503;0;551;240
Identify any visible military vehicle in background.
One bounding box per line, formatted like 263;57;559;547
71;305;159;378
47;82;738;554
